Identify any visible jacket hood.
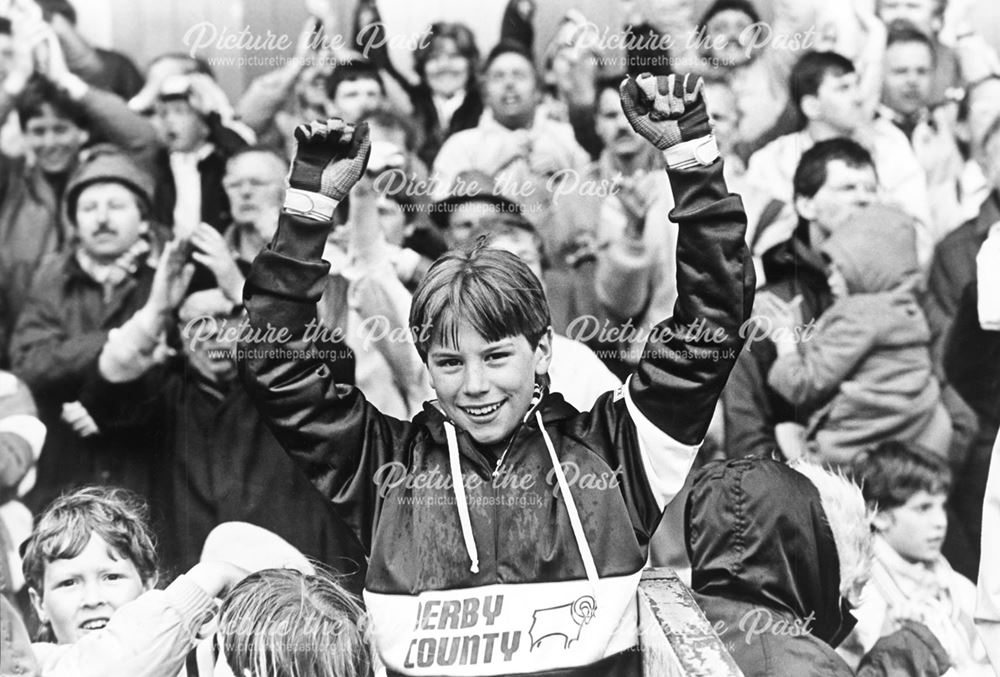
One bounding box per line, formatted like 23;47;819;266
820;205;919;294
685;458;856;646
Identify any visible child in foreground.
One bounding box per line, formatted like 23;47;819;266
238;70;753;676
840;442;992;675
21;486;244;677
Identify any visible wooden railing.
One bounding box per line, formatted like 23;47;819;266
638;569;744;677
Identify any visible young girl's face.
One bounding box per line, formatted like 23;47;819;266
32;532;149;644
427;323;551;446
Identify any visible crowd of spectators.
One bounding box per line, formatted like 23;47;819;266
2;0;1000;674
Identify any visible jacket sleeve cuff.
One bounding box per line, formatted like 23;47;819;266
270;210;336;262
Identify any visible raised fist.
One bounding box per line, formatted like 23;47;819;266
290;118;371;201
619;73;711;150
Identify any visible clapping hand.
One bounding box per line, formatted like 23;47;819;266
191;223;245;305
147;237;196;318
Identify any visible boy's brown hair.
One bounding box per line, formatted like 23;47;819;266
408;239;551;361
21;486;160;595
851;440;952;511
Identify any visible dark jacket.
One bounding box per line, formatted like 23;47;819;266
240;160;754;676
9;250;158;510
152;144;237;233
926;190;999;370
944;283;1000;433
687;458;856;677
80;358;367;589
723;232;834;458
151;118;248;233
856;621;951;677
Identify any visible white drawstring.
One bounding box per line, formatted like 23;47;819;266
445;421;480;574
537;411;600;591
442;408;600;591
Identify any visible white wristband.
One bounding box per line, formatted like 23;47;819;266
662;135;720;169
283;188;339;222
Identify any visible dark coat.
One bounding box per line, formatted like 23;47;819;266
9;250;159;510
723;233;834;458
686;458;857;677
926;190;999;370
81;356;367;591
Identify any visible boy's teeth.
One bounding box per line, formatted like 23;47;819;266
466;402;501;415
81;619;108;630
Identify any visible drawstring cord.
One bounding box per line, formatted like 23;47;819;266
537;410;600;591
446;421;480;574
442;400;600;591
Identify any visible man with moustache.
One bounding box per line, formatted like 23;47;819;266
9;146;163;513
0;39;158;348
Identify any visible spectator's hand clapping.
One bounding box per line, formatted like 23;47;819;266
612;170;655;236
3;7;46;94
191;224;245;305
61;401;99;438
290;118;371;202
345;174;390;267
147;237;196;318
619;73;712;150
955;29;1000;85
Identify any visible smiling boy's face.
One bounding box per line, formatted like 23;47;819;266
31;532;149;644
426;323;551;447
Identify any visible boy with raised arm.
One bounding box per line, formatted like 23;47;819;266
239;73;753;676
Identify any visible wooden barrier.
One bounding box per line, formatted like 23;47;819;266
638;569;744;677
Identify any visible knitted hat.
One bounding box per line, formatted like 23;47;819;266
65;144;154;224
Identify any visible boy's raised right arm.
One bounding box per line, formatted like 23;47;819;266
238;120;409;551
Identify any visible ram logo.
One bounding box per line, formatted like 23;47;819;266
528;596;597;650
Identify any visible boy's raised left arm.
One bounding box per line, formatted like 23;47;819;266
573;75;754;524
620;73;755;446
